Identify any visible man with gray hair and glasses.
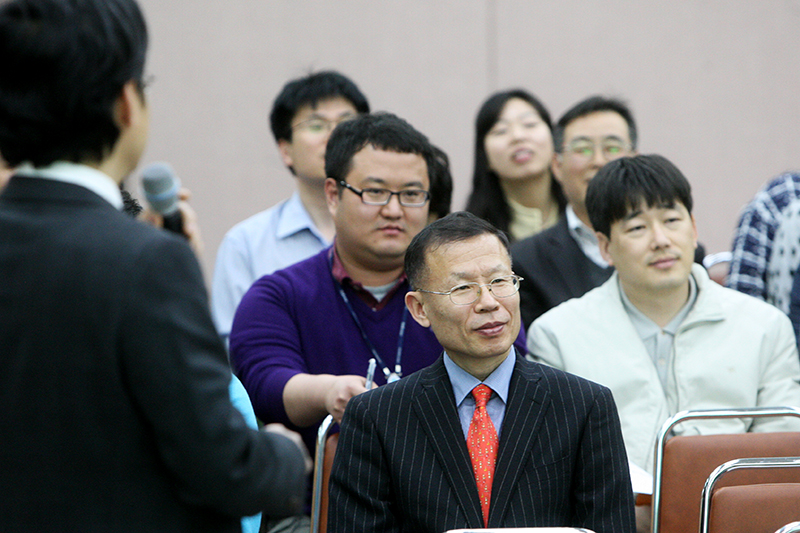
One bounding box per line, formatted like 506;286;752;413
328;211;634;533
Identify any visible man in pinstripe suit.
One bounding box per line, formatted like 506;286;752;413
329;211;635;533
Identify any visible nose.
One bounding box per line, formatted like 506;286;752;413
591;146;608;166
474;284;500;312
321;124;335;143
651;222;671;249
509;122;527;140
380;193;403;218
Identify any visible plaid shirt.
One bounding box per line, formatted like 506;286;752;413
728;171;800;301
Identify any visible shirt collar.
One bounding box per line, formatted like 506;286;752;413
444;348;516;406
565;205;609;268
565;205;594;240
618;272;699;336
329;244;407;310
16;161;123;209
276;191;328;241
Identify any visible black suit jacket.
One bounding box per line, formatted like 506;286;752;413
511;217;613;329
0;177;305;532
329;354;635;533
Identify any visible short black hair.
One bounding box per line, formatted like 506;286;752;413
269;70;369;144
325;112;452;218
553;96;637;153
585;154;693;238
0;0;148;167
405;211;509;291
465;89;565;238
428;144;453;220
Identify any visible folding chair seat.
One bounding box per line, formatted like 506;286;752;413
651;407;800;533
700;457;800;533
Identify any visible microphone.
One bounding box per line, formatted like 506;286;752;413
141;162;184;236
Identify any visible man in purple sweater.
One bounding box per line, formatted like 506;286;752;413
230;113;450;455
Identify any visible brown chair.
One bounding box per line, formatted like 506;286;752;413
310;415;339;533
700;457;800;533
651;407;800;533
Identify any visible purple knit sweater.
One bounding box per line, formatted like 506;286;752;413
230;246;526;454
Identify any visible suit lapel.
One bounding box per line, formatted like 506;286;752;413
412;357;485;528
488;356;549;526
547;220;590;293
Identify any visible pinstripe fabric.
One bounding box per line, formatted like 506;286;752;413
328;354;635;533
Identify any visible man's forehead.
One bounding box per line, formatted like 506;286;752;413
428;236;511;277
564;111;629;138
621;198;686;220
294;97;356;118
349;146;427;176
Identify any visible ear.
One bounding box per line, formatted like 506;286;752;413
597;231;614;267
277;139;294;169
114;81;142;130
690;213;698;250
405;291;431;328
324;178;340;217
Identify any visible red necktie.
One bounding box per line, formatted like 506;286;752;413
466;384;498;527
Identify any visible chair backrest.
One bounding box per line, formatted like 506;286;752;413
700;457;800;533
310;415;339;533
651;407;800;533
703;251;732;286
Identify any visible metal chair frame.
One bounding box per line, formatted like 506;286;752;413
698;456;800;533
651;406;800;533
310;414;336;533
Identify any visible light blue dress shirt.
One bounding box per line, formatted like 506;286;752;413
444;349;516;439
211;192;331;342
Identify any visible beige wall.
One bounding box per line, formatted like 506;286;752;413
135;0;800;283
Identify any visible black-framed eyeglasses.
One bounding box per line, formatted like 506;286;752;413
416;275;523;305
338;180;430;207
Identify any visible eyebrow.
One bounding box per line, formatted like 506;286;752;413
622;201;679;221
570;134;626;143
362;177;426;189
623;210;643;221
306;110;356;120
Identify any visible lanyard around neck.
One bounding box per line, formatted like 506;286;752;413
336;282;406;383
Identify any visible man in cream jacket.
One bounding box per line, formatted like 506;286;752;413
528;154;800;477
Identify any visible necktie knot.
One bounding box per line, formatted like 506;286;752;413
472;384;492;408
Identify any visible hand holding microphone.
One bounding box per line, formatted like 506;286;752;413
141;162;183;235
140;162;204;256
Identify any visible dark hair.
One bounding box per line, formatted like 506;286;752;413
405;211;509;290
465;89;565;239
0;0;148;167
553;95;637;153
428;144;453;220
269;70;369;144
586;154;693;238
325;112;452;217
